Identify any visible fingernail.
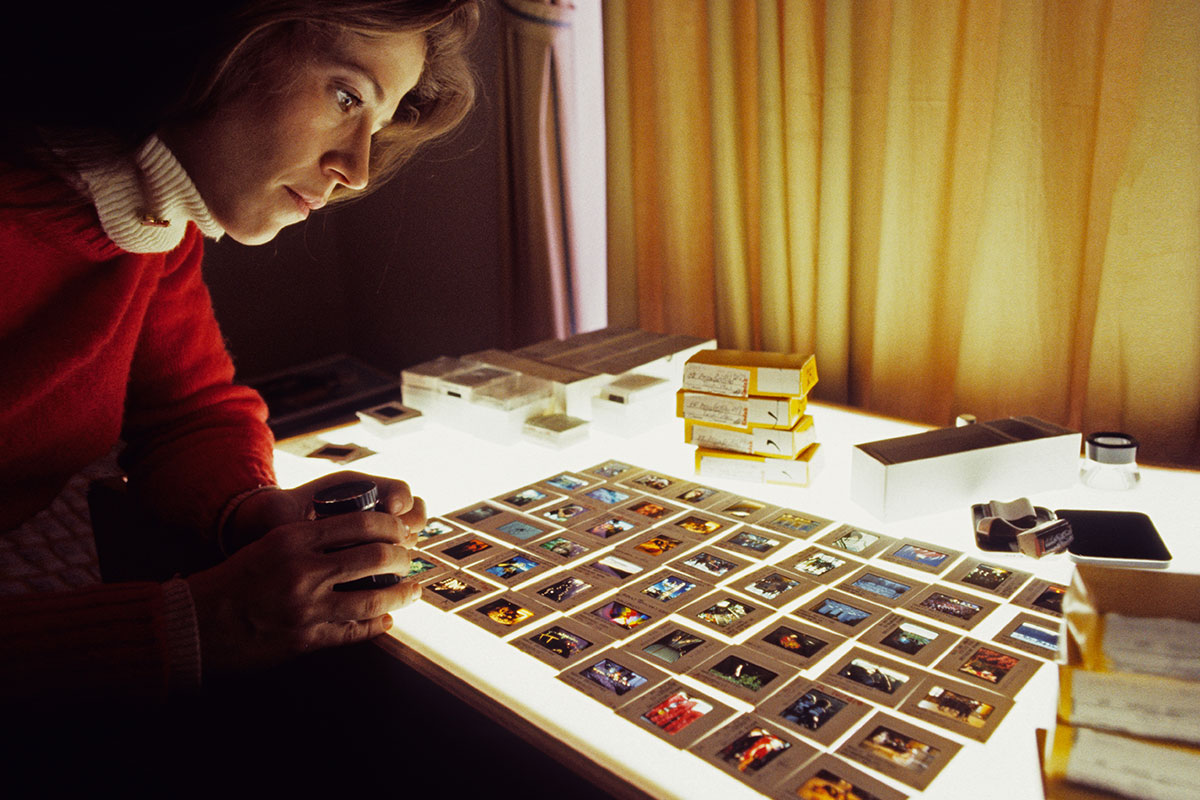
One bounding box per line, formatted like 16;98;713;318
382;613;394;630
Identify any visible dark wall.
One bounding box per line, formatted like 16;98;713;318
203;8;504;383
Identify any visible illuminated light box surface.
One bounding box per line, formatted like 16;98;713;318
273;402;1200;800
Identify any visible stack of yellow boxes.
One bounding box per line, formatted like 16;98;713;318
1042;565;1200;799
676;350;821;487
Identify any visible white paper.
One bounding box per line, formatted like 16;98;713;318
1071;671;1200;744
1066;727;1200;800
690;426;753;454
1104;614;1200;681
682;394;748;427
755;366;799;395
682;363;750;398
697;455;764;482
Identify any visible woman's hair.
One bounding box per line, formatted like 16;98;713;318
2;1;479;201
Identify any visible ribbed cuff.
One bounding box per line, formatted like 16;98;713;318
215;484;280;556
161;577;202;692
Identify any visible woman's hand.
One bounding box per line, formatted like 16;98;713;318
186;508;421;673
223;471;427;553
190;470;429;672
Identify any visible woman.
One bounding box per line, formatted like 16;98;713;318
0;0;479;705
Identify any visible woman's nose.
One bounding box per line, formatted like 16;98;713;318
321;123;371;190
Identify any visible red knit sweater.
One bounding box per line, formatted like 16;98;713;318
0;161;277;702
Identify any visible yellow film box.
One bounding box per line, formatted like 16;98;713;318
682;350;817;399
676;390;807;429
694;443;822;487
684;415;816;459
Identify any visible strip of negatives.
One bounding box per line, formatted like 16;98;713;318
993;611;1062;659
836;711;962;791
615;679;739;750
678;590;776;639
857;612;962;667
777;754;910;800
877;538;964;576
690;713;820;792
898;674;1014;743
933;638;1042;697
818;646;926;709
787;545;862;585
557;648;670;709
742;616;848;670
816;524;897;559
902;585;1000;631
837;565;925;609
941;557;1034;599
510;618;617;668
623;622;727;674
793;588;888;637
755;679;874;748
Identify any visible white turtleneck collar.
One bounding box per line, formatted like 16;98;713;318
74;135;224;254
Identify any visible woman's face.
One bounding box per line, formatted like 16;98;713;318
164;29;427;245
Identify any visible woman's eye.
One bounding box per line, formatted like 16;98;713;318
336;88;362;112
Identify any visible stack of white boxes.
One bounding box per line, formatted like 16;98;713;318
400;328;715;445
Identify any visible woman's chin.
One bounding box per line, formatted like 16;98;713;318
221;218;291;247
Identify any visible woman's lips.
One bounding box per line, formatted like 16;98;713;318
286;187;326;217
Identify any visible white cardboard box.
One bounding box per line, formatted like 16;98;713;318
695;443;823;487
590;376;675;437
462;348;608;420
850;416;1081;521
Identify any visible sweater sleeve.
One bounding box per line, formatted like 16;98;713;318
118;226;277;535
0;578;201;704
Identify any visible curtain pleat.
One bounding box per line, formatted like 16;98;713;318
604;0;1198;467
498;0;579;345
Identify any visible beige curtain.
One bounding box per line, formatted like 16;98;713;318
498;0;581;345
604;0;1200;468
